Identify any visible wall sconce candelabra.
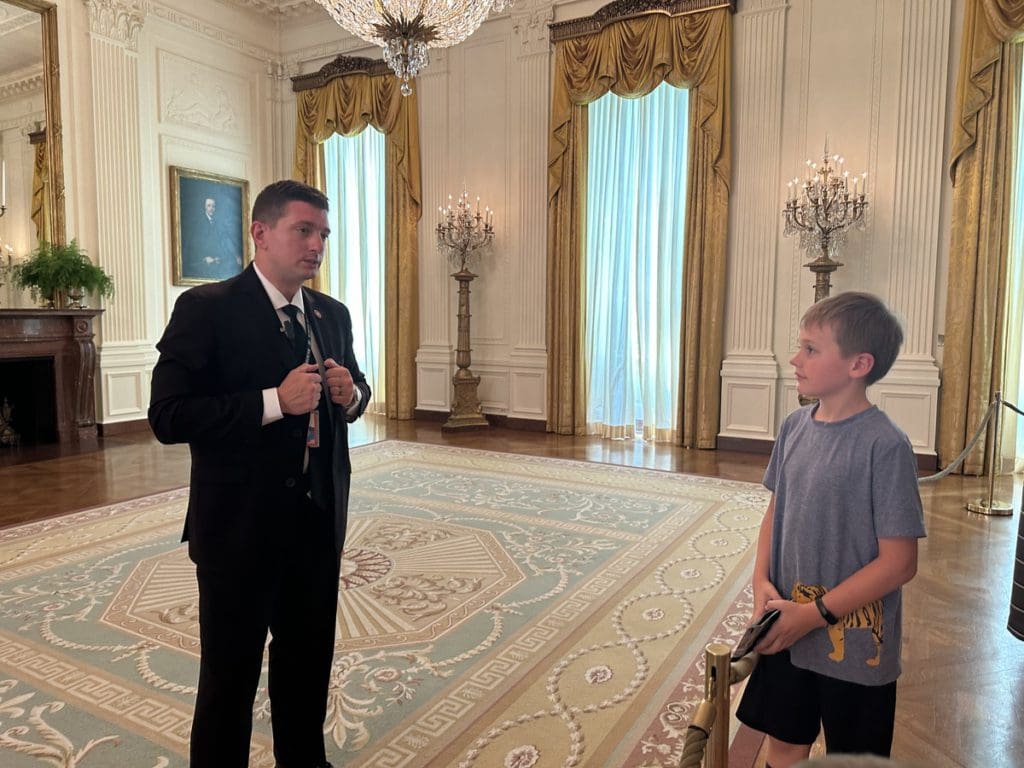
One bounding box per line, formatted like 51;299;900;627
436;190;494;431
783;143;868;302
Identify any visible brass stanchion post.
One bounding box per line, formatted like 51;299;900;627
704;643;732;768
967;391;1013;516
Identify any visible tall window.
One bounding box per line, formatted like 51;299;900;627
1006;54;1024;472
585;82;689;442
323;129;386;414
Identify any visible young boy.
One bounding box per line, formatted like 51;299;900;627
736;292;926;767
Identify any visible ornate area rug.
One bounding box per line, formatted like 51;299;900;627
0;441;767;767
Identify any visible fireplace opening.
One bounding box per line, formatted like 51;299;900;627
0;357;58;447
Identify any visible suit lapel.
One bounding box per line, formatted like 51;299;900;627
302;289;338;363
237;265;297;370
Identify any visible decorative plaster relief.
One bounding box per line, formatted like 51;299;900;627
85;0;145;50
513;6;554;58
158;50;249;137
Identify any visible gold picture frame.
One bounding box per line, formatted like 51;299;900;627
170;166;250;285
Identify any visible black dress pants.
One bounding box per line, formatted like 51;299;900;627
189;495;341;767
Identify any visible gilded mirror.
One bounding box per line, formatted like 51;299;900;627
0;0;64;253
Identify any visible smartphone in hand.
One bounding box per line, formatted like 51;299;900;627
731;608;781;661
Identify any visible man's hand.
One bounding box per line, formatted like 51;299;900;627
324;358;357;407
278;363;321;414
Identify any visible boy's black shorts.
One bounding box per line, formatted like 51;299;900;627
736;650;897;756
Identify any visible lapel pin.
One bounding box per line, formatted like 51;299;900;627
314;309;322;320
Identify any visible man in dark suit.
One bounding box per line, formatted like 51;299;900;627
149;180;369;767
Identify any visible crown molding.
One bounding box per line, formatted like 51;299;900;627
146;2;279;63
213;0;323;20
0;6;39;37
0;65;43;100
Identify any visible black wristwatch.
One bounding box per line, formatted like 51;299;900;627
815;595;839;625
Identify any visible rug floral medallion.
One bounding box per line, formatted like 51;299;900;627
0;442;767;767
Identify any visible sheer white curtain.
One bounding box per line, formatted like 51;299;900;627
323;129;386;415
1005;52;1024;473
584;82;689;442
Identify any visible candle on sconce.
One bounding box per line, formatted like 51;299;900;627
1;160;5;208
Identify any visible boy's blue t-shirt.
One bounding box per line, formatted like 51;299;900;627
764;404;926;685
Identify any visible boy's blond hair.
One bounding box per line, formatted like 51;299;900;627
801;292;903;385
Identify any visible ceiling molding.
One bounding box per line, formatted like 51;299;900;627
213;0;323;20
0;65;43;100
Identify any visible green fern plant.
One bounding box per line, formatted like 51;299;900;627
11;240;114;307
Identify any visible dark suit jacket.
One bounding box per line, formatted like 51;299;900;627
148;265;370;568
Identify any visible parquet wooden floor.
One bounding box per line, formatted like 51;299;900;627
0;416;1021;767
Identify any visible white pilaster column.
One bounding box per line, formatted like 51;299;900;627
85;0;150;424
719;0;788;444
507;3;552;421
268;58;291;183
872;0;950;456
415;51;454;411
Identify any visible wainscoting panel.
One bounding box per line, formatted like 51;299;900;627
720;379;777;439
98;342;158;423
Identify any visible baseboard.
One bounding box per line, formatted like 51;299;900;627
488;415;546;431
414;409;546;432
718;435;938;471
98;419;151;437
718;436;774;455
414;409;448;422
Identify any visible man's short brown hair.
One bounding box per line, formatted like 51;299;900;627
801;292;903;385
251;180;328;226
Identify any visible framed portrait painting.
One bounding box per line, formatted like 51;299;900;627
170;167;250;285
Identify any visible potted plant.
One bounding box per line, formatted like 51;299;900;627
11;240;114;309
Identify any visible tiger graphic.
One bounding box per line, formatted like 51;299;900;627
791;581;883;667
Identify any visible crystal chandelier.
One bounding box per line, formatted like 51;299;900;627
314;0;514;97
783;142;868;302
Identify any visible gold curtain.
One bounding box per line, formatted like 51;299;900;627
294;72;420;420
30;139;51;243
547;7;731;448
939;0;1024;472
